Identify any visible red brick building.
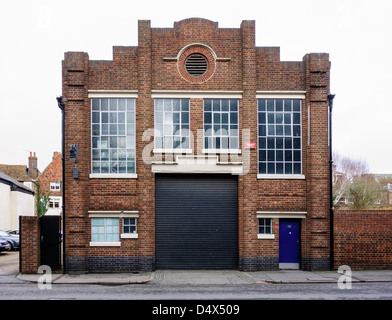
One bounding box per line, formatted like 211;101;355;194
61;18;332;272
36;152;62;215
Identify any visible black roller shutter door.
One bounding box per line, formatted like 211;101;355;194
155;174;238;269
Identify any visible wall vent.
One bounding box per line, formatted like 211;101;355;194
185;53;208;76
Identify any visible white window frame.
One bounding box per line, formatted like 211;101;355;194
48;199;60;208
257;218;275;239
90;217;120;246
257;98;304;179
50;182;60;191
88;211;139;246
203;99;239;151
89;97;137;179
121;217;138;239
154;98;191;153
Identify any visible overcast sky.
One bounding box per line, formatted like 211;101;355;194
0;0;391;174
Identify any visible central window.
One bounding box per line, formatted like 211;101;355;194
204;99;239;150
154;99;190;150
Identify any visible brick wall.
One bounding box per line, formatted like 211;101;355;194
20;216;40;273
36;152;62;197
334;209;392;270
62;18;332;272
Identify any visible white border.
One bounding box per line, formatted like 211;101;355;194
257;174;305;180
88;90;138;98
89;242;121;247
257;211;307;219
258;234;275;240
151;90;243;99
256;91;306;99
88;211;139;218
89;173;138;179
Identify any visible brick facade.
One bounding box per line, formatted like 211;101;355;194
36;152;62;215
61;18;332;272
20;216;40;273
334;210;392;269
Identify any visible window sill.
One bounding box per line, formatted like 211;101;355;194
202;149;242;154
89;174;138;179
257;174;305;180
257;234;275;240
153;149;192;154
89;241;121;247
120;233;138;239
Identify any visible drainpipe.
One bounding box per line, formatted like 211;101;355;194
328;93;335;270
56;96;66;274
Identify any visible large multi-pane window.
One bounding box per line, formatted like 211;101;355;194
204;99;239;149
91;218;119;242
258;99;302;175
154;99;190;150
91;98;136;174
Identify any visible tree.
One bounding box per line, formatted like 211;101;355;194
332;152;382;209
332;152;369;205
35;182;50;216
349;175;382;210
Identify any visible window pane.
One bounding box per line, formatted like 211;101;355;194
181;99;189;111
230;100;238;111
204;100;211;111
92;99;100;111
173;99;181;111
222;100;229;111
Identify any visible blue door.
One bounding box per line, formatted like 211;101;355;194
279;219;300;269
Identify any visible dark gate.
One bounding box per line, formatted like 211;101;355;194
40;216;61;271
155;174;238;270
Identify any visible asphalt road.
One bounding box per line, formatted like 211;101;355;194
1;251;392;303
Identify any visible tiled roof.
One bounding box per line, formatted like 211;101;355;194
0;171;35;194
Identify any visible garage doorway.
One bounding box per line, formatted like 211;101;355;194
155;174;238;269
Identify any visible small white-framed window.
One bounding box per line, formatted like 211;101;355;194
50;182;60;191
121;217;138;239
258;218;275;239
90;218;120;245
48;199;60;208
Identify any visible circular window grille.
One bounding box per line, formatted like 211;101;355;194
185;53;208;76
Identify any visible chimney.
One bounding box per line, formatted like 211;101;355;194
53;151;59;160
28;152;39;179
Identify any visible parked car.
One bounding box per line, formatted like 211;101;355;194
0;230;19;251
6;229;19;235
0;237;11;252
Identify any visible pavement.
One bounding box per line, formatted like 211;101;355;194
14;269;392;286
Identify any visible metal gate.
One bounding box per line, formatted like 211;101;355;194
40;216;61;271
155;174;238;270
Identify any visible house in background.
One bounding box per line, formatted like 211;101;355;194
0;152;40;191
374;174;392;206
36;152;62;215
0;152;40;229
0;171;35;230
